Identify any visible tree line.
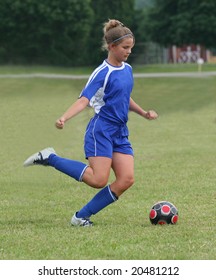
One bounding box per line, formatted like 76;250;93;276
0;0;215;66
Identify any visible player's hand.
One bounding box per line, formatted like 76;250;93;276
55;117;65;129
145;110;158;120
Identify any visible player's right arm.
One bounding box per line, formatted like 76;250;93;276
55;96;89;129
56;64;106;129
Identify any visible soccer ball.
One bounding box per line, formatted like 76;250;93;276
149;201;178;225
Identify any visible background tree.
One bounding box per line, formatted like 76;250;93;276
147;0;216;48
0;0;136;66
0;0;94;66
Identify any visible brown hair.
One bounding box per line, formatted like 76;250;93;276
102;19;134;51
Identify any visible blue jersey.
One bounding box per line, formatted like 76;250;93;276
80;60;134;124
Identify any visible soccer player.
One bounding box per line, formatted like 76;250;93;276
23;19;158;226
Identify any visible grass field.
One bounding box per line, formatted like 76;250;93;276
0;61;215;75
0;65;215;260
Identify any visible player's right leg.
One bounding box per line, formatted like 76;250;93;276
23;149;114;227
23;147;111;185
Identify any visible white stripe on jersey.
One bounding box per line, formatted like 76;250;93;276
85;61;107;87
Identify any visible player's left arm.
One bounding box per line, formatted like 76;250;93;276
129;97;158;120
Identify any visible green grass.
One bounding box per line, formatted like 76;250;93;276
0;62;215;75
132;62;216;73
0;65;94;75
0;67;215;260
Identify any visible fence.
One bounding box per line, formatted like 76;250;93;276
131;42;214;64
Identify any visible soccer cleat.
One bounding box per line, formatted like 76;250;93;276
71;212;93;227
23;147;56;167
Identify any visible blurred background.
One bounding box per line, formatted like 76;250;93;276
0;0;216;67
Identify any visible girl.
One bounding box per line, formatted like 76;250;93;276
24;19;158;226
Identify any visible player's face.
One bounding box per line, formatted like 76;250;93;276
109;38;134;65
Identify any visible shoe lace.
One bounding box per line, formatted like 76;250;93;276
33;152;49;165
82;218;93;226
33;152;43;164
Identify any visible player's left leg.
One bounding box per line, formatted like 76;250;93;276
72;153;134;226
23;148;112;185
71;156;117;226
110;152;134;197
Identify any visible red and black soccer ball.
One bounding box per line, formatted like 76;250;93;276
149;201;178;225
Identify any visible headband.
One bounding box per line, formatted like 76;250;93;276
111;34;133;44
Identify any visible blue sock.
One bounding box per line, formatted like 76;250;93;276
48;154;88;182
76;185;118;218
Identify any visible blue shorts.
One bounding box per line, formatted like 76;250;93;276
84;115;134;159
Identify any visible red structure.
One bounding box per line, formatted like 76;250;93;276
169;45;207;63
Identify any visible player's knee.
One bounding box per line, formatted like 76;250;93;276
119;175;134;191
92;177;108;189
125;175;135;189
